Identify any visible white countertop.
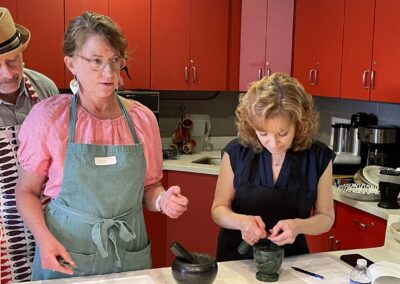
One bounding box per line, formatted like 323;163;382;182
26;215;400;283
163;151;400;220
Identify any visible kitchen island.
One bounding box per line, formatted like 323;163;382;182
24;215;400;283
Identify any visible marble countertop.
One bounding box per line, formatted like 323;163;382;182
163;151;400;220
27;215;400;283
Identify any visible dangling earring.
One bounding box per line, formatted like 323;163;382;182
69;75;79;95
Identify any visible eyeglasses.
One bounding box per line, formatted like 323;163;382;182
74;54;125;71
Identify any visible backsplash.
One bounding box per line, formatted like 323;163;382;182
314;97;400;145
158;91;400;147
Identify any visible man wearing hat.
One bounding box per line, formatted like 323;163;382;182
0;7;58;283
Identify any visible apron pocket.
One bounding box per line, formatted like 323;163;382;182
68;251;96;275
122;241;151;271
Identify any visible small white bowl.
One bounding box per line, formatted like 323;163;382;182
390;221;400;242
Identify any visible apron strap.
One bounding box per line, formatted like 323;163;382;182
115;95;140;144
49;200;140;267
68;93;140;144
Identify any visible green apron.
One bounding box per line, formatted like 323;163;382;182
31;94;151;280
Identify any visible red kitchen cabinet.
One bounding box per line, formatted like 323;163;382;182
144;171;168;268
151;0;229;90
65;0;108;24
341;0;375;101
0;1;17;17
306;201;386;253
7;0;65;88
306;228;337;253
333;202;386;250
239;0;294;91
165;171;219;266
342;0;400;103
109;0;151;89
369;0;400;103
292;0;345;98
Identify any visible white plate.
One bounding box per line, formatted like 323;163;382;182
362;165;382;186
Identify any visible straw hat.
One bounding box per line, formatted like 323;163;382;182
0;7;30;59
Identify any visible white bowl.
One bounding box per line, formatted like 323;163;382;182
389;221;400;242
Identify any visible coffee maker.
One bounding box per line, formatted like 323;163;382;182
378;168;400;209
358;125;400;168
331;113;378;174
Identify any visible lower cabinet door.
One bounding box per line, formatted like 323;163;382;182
165;171;219;266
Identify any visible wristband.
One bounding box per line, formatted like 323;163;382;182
155;191;165;214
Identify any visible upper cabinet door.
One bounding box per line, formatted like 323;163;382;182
109;0;151;89
292;0;318;94
239;0;294;92
370;0;400;103
151;0;190;90
316;0;345;98
190;0;229;91
17;0;65;88
0;0;17;18
151;0;229;91
239;0;268;91
341;0;375;101
65;0;109;25
293;0;345;98
265;0;294;77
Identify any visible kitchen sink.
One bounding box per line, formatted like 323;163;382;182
191;156;221;166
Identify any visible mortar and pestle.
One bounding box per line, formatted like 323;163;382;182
238;239;284;282
170;242;218;284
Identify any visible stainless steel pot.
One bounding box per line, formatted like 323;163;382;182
331;123;360;155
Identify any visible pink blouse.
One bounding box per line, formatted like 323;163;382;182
17;94;163;198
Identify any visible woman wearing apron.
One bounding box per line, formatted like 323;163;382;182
211;73;335;261
15;12;188;280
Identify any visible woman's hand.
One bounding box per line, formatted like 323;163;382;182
267;219;299;246
240;215;268;245
160;186;189;219
38;235;75;275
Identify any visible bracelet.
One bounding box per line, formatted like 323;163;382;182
155;191;165;214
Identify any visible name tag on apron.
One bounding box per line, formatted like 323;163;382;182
95;156;117;166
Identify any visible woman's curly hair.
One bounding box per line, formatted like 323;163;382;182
236;72;319;153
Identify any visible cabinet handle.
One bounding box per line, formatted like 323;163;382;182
353;219;374;230
328;236;335;251
191;66;197;83
314;69;318;85
370;70;375;90
258;68;263;80
184;66;189;82
334;239;340;250
309;69;314;85
266;68;271;77
362;70;369;89
309;69;317;85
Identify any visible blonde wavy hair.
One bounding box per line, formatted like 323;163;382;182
236;72;319;153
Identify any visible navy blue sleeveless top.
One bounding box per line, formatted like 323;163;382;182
224;138;335;193
216;138;335;261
